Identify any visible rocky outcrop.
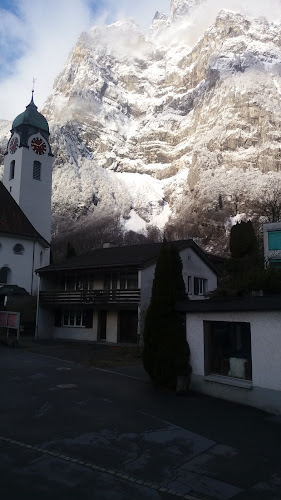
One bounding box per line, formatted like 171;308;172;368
1;1;281;243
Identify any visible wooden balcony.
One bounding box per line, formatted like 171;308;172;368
40;289;141;306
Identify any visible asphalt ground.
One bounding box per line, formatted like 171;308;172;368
0;346;281;500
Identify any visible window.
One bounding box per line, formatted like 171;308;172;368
268;231;281;250
268;259;281;268
187;276;192;294
0;266;10;284
194;277;207;295
9;160;15;180
62;310;87;327
204;321;252;380
33;161;41;180
119;272;138;290
13;243;24;255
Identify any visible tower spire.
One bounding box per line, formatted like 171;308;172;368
31;77;36;104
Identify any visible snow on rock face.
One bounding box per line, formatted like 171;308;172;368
1;4;281;239
170;0;203;19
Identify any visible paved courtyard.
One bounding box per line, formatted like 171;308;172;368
0;346;281;499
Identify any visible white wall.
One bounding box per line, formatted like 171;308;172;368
3;132;53;243
140;246;218;313
180;247;217;299
106;311;118;343
186;310;281;414
0;234;48;294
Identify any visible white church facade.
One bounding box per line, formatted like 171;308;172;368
0;94;53;295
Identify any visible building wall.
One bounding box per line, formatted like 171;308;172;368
106;311;118;343
263;222;281;266
37;307;120;343
139;247;218;331
0;234;48;294
3;132;53;243
186;310;281;414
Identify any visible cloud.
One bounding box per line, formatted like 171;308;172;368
103;0;170;28
1;0;281;121
0;0;106;120
0;0;170;120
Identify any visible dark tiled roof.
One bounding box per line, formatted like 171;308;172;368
38;240;221;275
0;182;48;245
177;295;281;313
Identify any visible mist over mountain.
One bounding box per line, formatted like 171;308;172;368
1;0;281;253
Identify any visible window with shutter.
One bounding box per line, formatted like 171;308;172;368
33;161;41;180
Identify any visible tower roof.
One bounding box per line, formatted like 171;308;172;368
12;94;49;134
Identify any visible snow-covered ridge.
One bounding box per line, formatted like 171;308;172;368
1;1;281;245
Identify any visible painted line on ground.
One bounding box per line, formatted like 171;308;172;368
21;350;148;381
93;366;147;381
0;434;205;500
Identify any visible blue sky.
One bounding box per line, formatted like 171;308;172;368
0;0;170;120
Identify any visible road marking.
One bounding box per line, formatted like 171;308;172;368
93;366;147;381
0;434;205;500
22;350;147;381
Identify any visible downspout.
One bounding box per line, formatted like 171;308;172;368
31;241;36;294
35;273;40;341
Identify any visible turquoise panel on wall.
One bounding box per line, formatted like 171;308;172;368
268;231;281;250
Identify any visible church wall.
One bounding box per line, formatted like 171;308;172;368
0;235;47;295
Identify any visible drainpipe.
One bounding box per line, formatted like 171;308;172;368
35;274;41;341
31;241;36;294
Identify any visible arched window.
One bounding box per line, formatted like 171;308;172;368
0;267;10;284
9;160;15;180
33;161;41;181
13;243;24;255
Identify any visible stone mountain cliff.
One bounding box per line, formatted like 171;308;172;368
1;0;281;251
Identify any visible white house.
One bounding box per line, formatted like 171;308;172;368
177;296;281;415
37;240;221;343
0;93;53;295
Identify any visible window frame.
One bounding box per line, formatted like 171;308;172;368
204;320;252;381
9;160;15;180
62;310;86;328
194;277;207;296
0;266;10;284
13;243;24;255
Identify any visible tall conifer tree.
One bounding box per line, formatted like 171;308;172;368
142;240;191;389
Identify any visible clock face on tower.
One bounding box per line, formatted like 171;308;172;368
9;136;19;154
31;137;47;155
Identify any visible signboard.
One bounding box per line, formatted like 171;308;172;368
0;311;20;340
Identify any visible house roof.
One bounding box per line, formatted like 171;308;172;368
0;285;29;296
0;182;49;246
177;295;281;313
37;240;221;275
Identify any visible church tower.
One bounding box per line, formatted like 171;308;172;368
3;93;53;243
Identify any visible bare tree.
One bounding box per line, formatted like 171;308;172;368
253;182;281;222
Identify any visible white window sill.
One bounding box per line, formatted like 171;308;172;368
204;374;252;390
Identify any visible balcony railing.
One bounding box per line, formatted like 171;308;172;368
40;289;141;305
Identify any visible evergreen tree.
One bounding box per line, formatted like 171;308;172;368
142;240;192;389
229;221;259;273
